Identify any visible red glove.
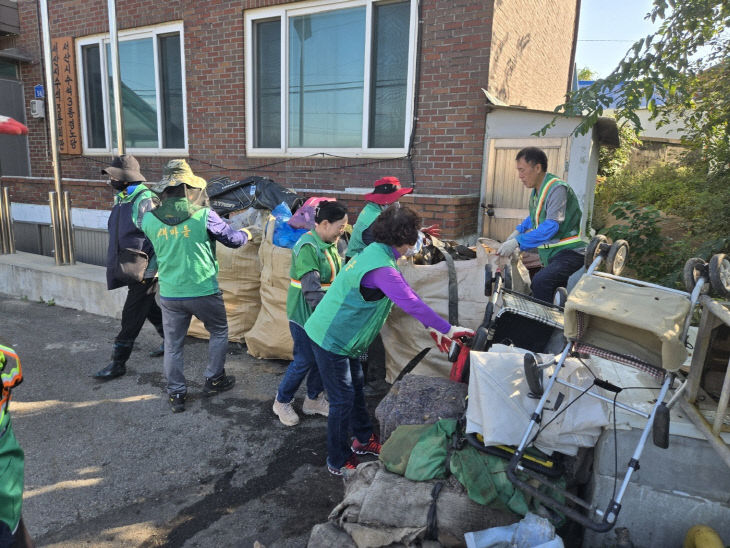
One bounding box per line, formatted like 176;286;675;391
421;224;441;239
446;325;475;341
428;328;451;353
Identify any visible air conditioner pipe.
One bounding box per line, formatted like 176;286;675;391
49;191;62;265
63;191;74;264
2;187;15;253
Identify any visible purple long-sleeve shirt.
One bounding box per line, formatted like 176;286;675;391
206;209;249;247
361;247;451;334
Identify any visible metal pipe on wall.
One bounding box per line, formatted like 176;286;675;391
2;188;15;253
63;191;75;264
48;191;62;265
106;0;125;155
0;189;7;254
38;0;72;264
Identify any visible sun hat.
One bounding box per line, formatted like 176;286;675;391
101;155;146;183
150;159;207;193
363;176;413;205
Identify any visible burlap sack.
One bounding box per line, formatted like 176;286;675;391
380;241;490;382
244;216;294;360
187;240;262;343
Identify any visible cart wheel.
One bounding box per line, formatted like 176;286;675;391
484;264;493;297
606;239;629;276
471;326;490;351
524;353;543;397
709;253;730;298
682;257;710;295
584;235;608;269
553;287;568;308
502;264;513;290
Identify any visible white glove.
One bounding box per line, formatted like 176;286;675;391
497;237;520;257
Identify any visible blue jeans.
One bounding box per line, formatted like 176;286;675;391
531;249;585;303
276;322;324;403
310;340;373;469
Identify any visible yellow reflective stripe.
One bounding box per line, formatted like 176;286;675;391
290;279;332;290
533;177;560;227
325;252;337;283
539;234;584;249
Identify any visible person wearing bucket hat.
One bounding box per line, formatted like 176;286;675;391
141;159;254;413
346;177;440;260
94;155;166;381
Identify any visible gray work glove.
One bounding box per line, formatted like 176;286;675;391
497;235;520;257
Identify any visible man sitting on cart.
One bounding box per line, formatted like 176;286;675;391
498;146;586;303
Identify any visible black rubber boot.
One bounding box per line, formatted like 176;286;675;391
149;342;164;358
94;341;133;380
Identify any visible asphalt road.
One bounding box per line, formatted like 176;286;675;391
0;293;385;547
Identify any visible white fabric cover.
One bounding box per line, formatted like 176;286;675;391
465;345;609;456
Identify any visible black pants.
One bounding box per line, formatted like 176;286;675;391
531;249;584;303
115;278;164;344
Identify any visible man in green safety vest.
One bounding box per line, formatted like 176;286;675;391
498;147;585;302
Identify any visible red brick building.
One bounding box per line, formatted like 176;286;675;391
0;0;579;244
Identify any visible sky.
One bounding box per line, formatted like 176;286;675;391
575;0;659;79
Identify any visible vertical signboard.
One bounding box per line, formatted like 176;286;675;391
51;37;81;154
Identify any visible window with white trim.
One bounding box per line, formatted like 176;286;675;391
76;23;187;154
245;0;416;156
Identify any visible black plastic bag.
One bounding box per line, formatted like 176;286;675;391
207;176;302;215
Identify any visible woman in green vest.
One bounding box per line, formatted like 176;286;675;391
346;176;413;260
273;201;348;427
305;207;474;475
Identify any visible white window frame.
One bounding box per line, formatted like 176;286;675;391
75;22;188;156
244;0;417;158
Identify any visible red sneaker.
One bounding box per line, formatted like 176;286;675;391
327;454;360;476
351;433;381;456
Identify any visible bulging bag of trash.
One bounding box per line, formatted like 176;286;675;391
272;202;307;248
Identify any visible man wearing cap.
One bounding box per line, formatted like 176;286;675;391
497;146;585;302
94;155;165;380
142;159;253;413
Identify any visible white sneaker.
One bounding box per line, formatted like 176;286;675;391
302;393;329;417
273;398;299;426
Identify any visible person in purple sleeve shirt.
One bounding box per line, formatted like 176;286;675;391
142;160;253;413
304;207;474;475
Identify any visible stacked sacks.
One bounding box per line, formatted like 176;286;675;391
244;215;294;360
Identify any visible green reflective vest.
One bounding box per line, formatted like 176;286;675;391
529;173;585;265
305;242;396;357
287;230;342;327
347;202;383;258
142;206;219;298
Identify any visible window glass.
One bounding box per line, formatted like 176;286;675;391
369;1;409;148
82;44;106;148
0;59;18;79
254;19;281;148
288;7;365;148
158;33;184;148
106;38;159;149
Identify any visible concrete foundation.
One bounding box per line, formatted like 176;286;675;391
0;251;125;319
584;428;730;547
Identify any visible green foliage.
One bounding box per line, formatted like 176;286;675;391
598;123;642;178
578;66;597;81
540;1;730;169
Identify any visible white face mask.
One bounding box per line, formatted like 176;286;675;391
404;232;424;257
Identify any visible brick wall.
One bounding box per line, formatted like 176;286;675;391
2;0;576;238
487;0;578;111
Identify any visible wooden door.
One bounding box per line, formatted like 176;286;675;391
482;137;569;241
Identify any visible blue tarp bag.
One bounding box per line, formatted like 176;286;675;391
272;202;307;248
